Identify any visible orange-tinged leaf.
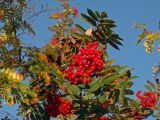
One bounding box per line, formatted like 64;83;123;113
39;53;48;63
29;97;39;104
44;72;50;84
69;114;77;118
17;73;23;81
106;72;113;77
38;71;43;80
147;80;155;88
85;28;92;36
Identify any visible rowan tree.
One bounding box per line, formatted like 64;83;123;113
0;0;159;120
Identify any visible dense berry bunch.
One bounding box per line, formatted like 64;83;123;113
65;41;104;84
136;90;157;108
45;93;72;117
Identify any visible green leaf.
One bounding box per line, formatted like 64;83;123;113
107;38;120;50
98;94;106;103
120;85;125;100
125;89;134;95
147;80;155;89
120;108;131;114
133;23;147;28
88;78;100;87
111;33;123;40
125;81;134;88
113;89;120;104
87;8;99;21
89;80;104;92
145;85;152;91
136;29;147;45
81;13;97;26
71;32;91;40
154;111;160;119
95;11;101;18
126;97;139;108
85;92;95;99
110;37;123;46
30;113;36;120
103;75;116;85
101;19;115;24
102;23;116;28
108;91;113;100
65;84;81;96
75;24;86;33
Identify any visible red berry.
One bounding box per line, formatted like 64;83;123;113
64;41;104;84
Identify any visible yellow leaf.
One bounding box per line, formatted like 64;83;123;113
44;72;50;84
12;72;17;80
6;87;11;92
57;44;62;48
23;98;29;104
0;33;7;41
29;97;39;104
7;96;14;106
157;31;160;40
85;28;92;36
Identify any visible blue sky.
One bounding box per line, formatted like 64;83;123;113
1;0;160;119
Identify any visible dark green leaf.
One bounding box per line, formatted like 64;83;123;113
30;113;36;120
81;14;97;26
102;23;116;28
71;32;91;40
75;24;86;33
95;11;101;18
101;19;115;24
113;89;120;104
110;37;123;46
108;91;113;100
107;38;120;50
125;89;134;95
120;108;131;114
111;33;123;40
87;8;99;21
101;12;108;18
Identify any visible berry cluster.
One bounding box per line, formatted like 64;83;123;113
73;7;78;16
128;110;142;119
136;90;157;108
50;37;58;45
45;93;72;117
65;41;104;84
94;115;108;120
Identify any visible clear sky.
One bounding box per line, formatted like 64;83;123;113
1;0;160;119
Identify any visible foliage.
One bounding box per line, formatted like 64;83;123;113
0;0;159;120
135;23;160;119
134;23;160;53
